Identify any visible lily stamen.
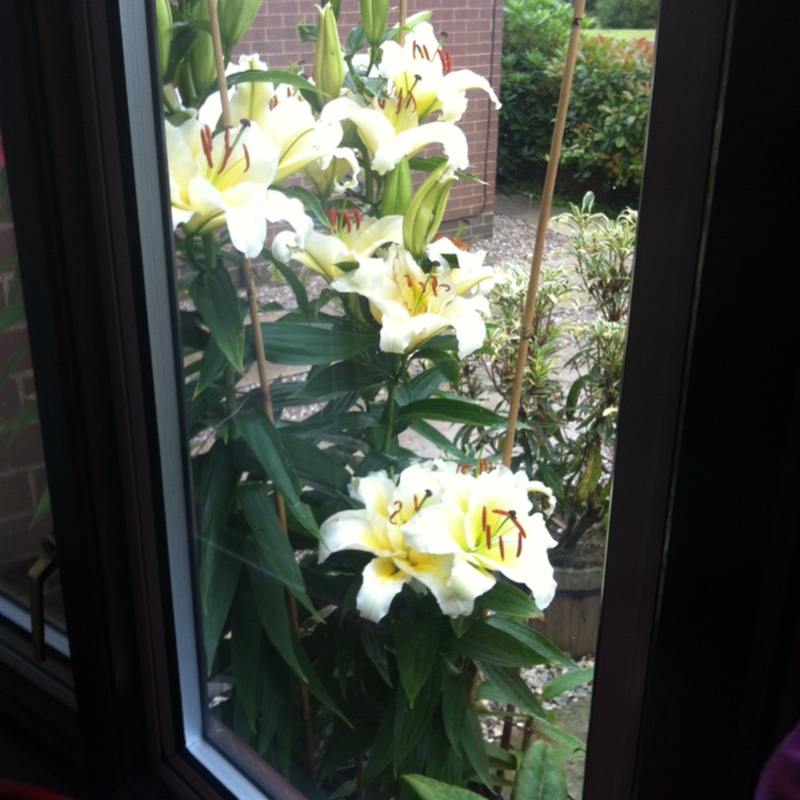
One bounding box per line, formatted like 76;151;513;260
243;144;251;172
389;500;403;524
200;125;214;169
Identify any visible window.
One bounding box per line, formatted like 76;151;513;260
0;1;798;799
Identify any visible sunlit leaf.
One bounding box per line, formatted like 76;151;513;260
403;774;486;800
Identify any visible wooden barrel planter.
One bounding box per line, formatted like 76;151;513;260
531;566;604;659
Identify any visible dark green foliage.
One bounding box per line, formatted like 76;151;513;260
594;0;658;28
498;0;654;208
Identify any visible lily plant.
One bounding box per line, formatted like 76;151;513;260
157;1;591;798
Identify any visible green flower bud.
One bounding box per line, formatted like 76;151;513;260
359;0;389;46
217;0;263;55
187;0;216;96
154;0;172;81
314;3;346;103
381;157;412;217
403;162;455;260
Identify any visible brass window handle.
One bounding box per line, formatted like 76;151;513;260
27;533;58;662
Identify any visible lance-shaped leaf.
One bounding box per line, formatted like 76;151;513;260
513;740;568;800
187;266;244;373
238;482;315;612
395;395;510;427
261;322;379;366
392;610;441;707
236;410;319;536
403;775;485;800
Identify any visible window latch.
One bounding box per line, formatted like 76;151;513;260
27;533;58;662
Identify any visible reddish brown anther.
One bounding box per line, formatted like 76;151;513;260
200;125;214;169
243;143;251;172
389;500;403;524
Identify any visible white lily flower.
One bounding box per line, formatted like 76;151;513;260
319;466;478;622
379;22;501;123
402;464;558;611
320;93;469;175
166;116;281;257
274;212;403;282
201;55;350;185
332;241;493;357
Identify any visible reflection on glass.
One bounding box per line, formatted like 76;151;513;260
155;1;648;796
0;125;66;659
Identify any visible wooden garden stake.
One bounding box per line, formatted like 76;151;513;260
496;0;587;775
501;0;587;468
399;0;407;45
206;0;316;777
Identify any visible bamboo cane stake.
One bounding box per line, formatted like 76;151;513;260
399;0;407;45
501;0;587;468
496;0;587;775
206;0;316;776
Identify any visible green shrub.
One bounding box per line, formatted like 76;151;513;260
498;0;653;208
497;0;574;184
561;35;654;194
594;0;658;28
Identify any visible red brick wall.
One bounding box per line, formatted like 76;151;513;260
0;186;50;571
235;0;504;241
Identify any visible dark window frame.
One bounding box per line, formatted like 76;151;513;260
1;0;798;798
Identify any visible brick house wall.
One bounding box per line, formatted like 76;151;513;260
235;0;504;241
0;177;50;576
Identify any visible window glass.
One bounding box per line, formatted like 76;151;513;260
0;126;68;662
153;2;652;797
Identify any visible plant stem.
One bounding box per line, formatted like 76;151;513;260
202;232;217;271
205;0;316;776
384;381;397;453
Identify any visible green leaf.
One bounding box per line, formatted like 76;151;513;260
279;432;351;492
459;703;493;789
486;616;575;668
294;360;387;401
197;442;241;614
231;582;264;733
474;581;543;620
187;266;244;373
441;670;471;755
540;666;594;701
195;332;227;397
246;558;307;682
393;610;441;707
396;396;510;428
513;740;568;800
236;410;319;536
408;155;484;184
238;482;314;612
268;256;310;319
226;68;318;96
408;419;466;460
360;628;393;688
576;440;603;504
477;662;547;721
30;487;51;528
202;543;241;675
402;774;486;800
533;719;587;758
394;667;441;771
262;322;378;366
455;617;555;668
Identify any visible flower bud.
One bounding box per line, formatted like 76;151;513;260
381;157;412;217
359;0;389;46
154;0;172;81
403;161;455;260
314;3;346;102
187;1;216;96
217;0;263;56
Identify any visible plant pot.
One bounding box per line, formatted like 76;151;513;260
531;566;604;659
